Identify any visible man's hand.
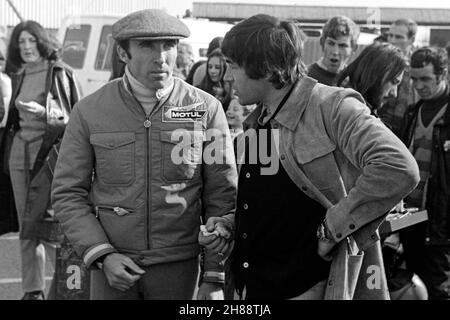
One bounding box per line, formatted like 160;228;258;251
102;253;146;292
199;231;232;255
17;100;46;117
199;217;234;255
196;282;224;300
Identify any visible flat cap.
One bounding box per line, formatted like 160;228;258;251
112;9;190;41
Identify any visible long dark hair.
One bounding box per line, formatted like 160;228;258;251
199;49;232;109
7;20;59;68
337;43;406;109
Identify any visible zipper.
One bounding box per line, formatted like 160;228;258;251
124;76;151;250
95;205;134;218
144;116;151;250
124;75;168;250
143;99;164;250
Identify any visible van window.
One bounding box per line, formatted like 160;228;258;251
62;24;91;69
430;29;450;47
95;26;114;71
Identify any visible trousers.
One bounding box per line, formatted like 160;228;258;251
90;257;200;300
9;168;56;293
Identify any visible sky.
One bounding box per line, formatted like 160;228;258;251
164;0;450;16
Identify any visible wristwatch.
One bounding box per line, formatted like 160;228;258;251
317;220;334;243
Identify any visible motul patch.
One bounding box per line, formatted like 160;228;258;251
162;103;207;122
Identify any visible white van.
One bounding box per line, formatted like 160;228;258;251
58;15;233;96
58;14;121;96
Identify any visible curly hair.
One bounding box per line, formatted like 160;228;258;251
411;47;448;77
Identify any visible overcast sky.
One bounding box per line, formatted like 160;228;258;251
164;0;450;15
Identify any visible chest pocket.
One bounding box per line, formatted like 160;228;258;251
294;135;340;191
90;132;136;185
161;130;203;183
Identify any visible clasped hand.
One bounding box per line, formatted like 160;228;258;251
198;217;234;257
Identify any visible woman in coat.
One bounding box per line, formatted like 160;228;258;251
0;20;80;300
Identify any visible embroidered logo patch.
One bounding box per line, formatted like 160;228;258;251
163;103;207;122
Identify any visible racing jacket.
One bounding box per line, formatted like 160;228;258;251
51;76;237;283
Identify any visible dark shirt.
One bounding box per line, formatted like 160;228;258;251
307;62;339;86
231;120;331;300
421;86;449;127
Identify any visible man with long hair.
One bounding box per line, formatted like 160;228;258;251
337;43;407;115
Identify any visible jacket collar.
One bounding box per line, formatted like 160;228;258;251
243;76;318;131
15;59;67;76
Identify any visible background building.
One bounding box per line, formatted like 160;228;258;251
0;0;162;30
193;2;450;47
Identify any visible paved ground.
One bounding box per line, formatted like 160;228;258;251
0;233;206;300
0;233;53;300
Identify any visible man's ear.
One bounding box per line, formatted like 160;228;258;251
117;45;130;64
408;36;415;47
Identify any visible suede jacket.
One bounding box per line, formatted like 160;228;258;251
51;77;238;283
238;76;420;299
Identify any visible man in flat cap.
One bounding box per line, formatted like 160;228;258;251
51;9;237;300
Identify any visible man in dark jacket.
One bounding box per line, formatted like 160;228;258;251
400;47;450;300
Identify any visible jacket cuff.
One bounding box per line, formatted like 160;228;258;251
325;204;358;243
83;243;117;269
